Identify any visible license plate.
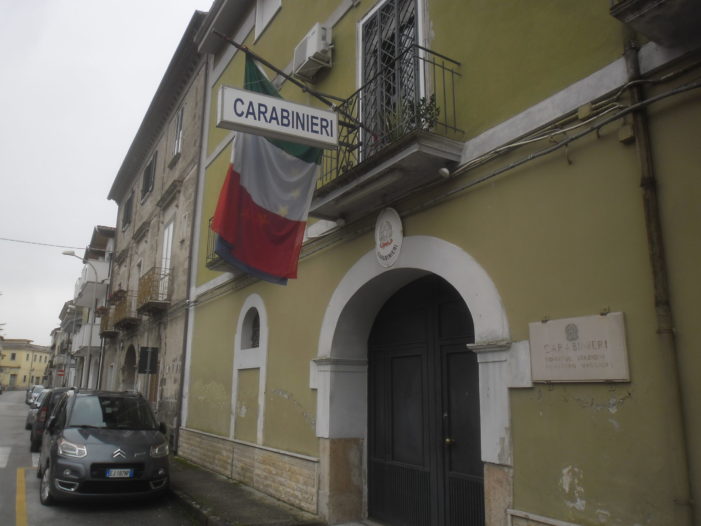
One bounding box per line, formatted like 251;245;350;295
106;468;134;478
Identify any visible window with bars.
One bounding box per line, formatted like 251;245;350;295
361;0;418;156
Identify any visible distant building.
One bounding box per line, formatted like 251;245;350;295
63;226;115;388
0;338;51;389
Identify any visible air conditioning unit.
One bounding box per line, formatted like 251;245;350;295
293;23;332;81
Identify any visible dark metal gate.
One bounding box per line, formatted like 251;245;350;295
368;275;484;526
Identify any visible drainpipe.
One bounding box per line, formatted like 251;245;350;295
173;57;209;455
624;35;694;523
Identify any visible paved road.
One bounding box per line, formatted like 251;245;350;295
0;389;197;526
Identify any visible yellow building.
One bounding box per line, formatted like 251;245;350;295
0;338;51;390
175;1;700;525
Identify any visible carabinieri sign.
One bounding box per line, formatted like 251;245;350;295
217;85;338;149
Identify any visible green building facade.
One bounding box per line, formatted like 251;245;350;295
179;1;701;525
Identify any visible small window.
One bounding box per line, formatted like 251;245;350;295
11;353;16;360
242;308;260;349
141;153;157;199
26;353;30;361
172;106;184;159
122;191;134;231
255;0;281;40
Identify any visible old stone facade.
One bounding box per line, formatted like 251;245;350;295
100;12;208;444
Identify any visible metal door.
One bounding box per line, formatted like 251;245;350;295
368;275;484;526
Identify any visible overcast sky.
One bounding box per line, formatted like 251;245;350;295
0;0;213;346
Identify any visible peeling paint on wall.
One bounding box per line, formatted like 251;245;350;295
595;508;611;523
560;465;586;511
570;390;632;413
272;388;316;428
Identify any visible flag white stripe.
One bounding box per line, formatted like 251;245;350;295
236;133;318;222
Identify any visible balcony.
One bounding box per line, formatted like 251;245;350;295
137;267;172;315
73;260;109;308
311;45;463;221
113;292;140;330
71;321;101;355
99;308;118;338
610;0;701;48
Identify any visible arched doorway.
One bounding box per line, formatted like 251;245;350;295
368;275;483;526
314;236;512;525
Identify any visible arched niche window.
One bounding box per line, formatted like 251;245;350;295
231;294;269;443
242;308;260;349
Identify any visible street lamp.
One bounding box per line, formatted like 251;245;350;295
62;250;100;389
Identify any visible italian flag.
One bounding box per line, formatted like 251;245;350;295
212;56;322;285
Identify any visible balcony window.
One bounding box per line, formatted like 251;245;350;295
170;106;184;166
361;0;418;157
121;192;134;231
141;152;157;200
255;0;281;40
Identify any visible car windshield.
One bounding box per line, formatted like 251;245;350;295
68;395;158;430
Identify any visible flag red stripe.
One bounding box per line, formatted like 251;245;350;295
212;165;306;279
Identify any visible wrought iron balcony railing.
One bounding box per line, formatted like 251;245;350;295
99;308;118;338
316;44;462;196
206;218;243;273
137;266;172;315
113;292;140;330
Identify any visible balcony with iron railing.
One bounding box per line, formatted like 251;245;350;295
206;44;462;271
113;292;140;330
137;267;172;315
206;218;230;271
99;308;118;338
311;44;463;221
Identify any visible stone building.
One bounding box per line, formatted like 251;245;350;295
101;11;208;443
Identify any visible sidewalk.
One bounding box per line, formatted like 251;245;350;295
169;456;328;526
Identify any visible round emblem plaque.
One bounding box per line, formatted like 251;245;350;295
375;208;403;268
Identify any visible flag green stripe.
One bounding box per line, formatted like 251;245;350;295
244;55;322;165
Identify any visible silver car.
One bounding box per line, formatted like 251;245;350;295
38;390;169;505
25;389;50;430
26;384;45;405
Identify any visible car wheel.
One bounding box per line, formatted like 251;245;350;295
39;463;55;506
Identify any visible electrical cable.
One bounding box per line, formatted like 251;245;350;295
0;237;84;250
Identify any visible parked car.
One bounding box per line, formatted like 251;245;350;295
30;387;73;452
38;390;169;505
25;389;51;430
25;385;45;405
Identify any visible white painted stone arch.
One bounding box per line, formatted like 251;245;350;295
230;293;269;443
314;235;517;465
318;235;509;360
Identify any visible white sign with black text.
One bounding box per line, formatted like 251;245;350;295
217;86;338;149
